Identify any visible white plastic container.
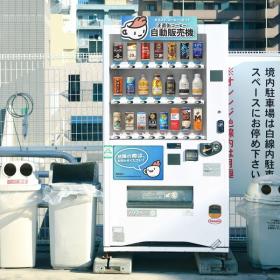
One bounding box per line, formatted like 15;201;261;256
237;175;280;269
0;161;41;268
44;162;101;269
48;183;98;269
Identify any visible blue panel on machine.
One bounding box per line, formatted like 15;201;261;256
113;146;164;180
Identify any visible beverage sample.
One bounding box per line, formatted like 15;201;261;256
126;76;136;98
159;112;168;131
148;112;157;130
193;108;203;131
180;42;190;62
193;42;203;63
127;42;137;63
113;112;122;131
137;112;146;130
141;42;150;62
152;74;162;98
192;73;203;96
113;76;123;96
179;74;189;98
138;74;149;97
167;42;177;62
154;42;164;62
165;75;176;96
113;42;123;62
170;108;180;131
125;112;135;131
181;108;191;130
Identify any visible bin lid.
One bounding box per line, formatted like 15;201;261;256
50;162;99;184
0;184;41;192
245;175;280;204
49;182;98;192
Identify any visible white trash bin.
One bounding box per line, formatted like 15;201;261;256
237;175;280;269
0;161;41;268
43;162;101;269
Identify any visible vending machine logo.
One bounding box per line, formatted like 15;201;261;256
113;146;163;180
121;16;197;41
121;16;148;40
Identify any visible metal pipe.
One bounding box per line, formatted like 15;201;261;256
0;148;77;163
0;148;78;178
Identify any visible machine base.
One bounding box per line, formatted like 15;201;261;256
195;250;238;275
104;246;229;253
93;243;132;274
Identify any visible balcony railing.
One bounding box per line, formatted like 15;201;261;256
77;19;103;28
76;53;102;63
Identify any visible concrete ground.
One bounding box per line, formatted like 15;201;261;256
1;251;280;280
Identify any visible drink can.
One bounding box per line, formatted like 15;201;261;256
113;76;123;96
113;112;122;131
180;42;190;60
125;112;135;131
159;112;168;131
181;108;191;130
154;42;164;61
137;112;146;130
148;112;157;130
167;42;177;62
165;75;176;96
193;107;203;131
193;42;203;60
170;108;180;131
127;42;137;62
113;42;123;61
126;76;136;96
141;42;150;60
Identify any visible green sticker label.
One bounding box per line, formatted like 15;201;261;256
104;145;113;159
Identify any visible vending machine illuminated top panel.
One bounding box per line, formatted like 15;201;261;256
109;16;207;141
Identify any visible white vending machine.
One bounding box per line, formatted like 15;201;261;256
103;16;229;253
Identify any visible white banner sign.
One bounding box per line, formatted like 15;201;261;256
229;57;280;195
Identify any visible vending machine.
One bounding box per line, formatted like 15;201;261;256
103;16;229;253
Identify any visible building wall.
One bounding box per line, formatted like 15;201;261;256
0;0;48;147
44;62;103;146
0;0;48;54
139;0;280;51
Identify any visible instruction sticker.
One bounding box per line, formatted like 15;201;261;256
127;209;157;217
113;146;163;180
203;163;221;177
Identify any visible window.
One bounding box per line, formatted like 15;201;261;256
196;1;204;10
184;3;195;9
68;75;80;102
204;3;221;10
89;41;102;53
93;83;103;102
229;41;243;50
71;116;103;141
146;3;157;11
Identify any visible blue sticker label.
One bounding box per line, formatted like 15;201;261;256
121;16;197;41
113;146;163;180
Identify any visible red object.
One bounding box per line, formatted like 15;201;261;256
141;43;150;60
170;108;180;131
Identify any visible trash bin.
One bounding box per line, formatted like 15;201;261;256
43;162;101;269
237;175;280;269
0;161;41;268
